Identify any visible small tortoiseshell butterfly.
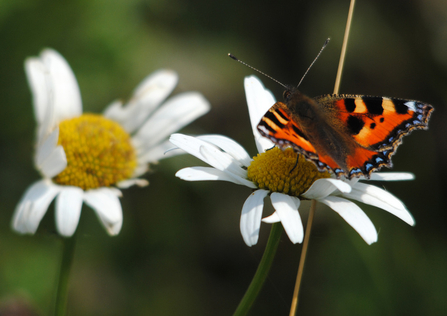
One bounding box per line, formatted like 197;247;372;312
229;47;434;180
257;89;433;179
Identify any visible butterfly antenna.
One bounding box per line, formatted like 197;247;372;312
296;38;330;88
228;53;288;89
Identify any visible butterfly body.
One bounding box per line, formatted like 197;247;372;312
257;87;433;179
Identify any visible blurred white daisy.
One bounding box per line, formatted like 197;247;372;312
169;76;414;246
12;49;210;237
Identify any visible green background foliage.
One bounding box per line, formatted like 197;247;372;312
0;0;445;315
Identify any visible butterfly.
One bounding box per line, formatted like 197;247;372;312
257;86;434;179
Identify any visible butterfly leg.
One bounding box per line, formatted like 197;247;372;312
289;155;300;174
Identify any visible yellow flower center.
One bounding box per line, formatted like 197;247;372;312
53;114;137;190
247;147;330;196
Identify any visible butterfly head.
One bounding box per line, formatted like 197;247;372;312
283;85;300;103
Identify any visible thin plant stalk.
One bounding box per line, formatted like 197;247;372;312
289;0;356;315
233;223;283;316
54;234;77;316
289;200;316;316
334;0;356;95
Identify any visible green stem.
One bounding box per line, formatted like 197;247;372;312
233;223;283;316
54;233;77;316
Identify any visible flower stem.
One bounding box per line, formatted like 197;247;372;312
54;234;77;316
233;223;283;316
289;199;316;316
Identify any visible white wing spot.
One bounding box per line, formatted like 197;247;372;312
258;125;271;135
404;101;416;112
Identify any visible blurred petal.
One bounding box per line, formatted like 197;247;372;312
40;49;82;119
116;178;149;189
176;167;256;188
244;76;276;153
107;187;123;197
102;100;123;120
83;188;123;235
198;135;252;167
35;126;59;167
38;50;82;142
38;147;67;179
26;49;83;145
369;172;415;181
136;140;183;167
133;92;210;149
12;180;60;234
240;190;268;246
270;193;303;243
319;196;378;245
25;57;50;127
34;127;67;178
55;187;84;236
342;182;415;225
133;70;177;103
104;70;178;133
132;163;148;179
302;178;351;199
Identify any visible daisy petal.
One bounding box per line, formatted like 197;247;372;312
55;186;84;237
38;49;83;137
176;166;237;182
175;166;256;188
134;92;210;149
25;57;50;127
34;127;67;178
136;139;185;168
116;178;149;189
83;188;123;236
41;49;82;116
262;211;281;223
102;100;123;122
319;196;378;245
341;182;415;225
132;163;149;179
12;179;60;234
132;70;177;101
35;127;59;166
107;187;123;197
199;145;257;188
38;146;67;179
104;70;178;133
302;178;351;199
244;76;276;153
198;135;252;167
270;193;303;243
240;190;269;246
369;172;415;181
199;144;247;179
169;133;206;158
169;134;249;180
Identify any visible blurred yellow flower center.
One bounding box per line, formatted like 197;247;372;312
247;147;330;196
53;114;137;190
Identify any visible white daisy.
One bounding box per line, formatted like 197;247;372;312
169;76;414;247
12;49;210;237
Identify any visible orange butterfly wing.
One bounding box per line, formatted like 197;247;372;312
257;102;342;173
258;94;433;179
316;95;433;151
